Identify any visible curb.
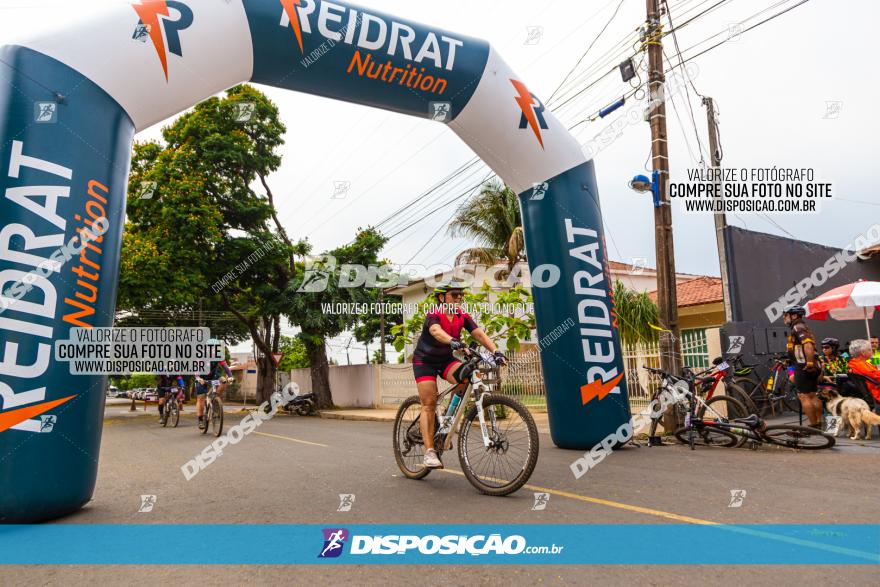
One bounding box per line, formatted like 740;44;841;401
319;411;394;422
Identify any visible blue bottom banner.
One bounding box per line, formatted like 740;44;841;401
1;524;878;564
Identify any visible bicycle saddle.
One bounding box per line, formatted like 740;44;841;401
733;414;761;426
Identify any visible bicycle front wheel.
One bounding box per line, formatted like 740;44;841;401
169;400;180;428
392;395;431;480
211;397;224;437
458;395;539;496
674;425;739;448
763;425;835;450
726;381;761;417
698;395;750;448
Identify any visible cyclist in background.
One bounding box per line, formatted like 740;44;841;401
820;338;847;385
783;305;822;428
157;374;185;422
196;360;232;430
413;283;506;469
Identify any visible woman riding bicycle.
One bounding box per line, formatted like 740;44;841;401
414;282;506;469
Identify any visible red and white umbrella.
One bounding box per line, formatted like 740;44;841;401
805;280;880;337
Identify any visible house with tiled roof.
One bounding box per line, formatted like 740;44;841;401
648;275;725;331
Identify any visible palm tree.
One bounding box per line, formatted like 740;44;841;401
612;279;660;345
448;180;525;272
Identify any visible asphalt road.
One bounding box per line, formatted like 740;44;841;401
5;406;879;585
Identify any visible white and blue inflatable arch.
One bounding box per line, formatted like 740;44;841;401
0;0;630;521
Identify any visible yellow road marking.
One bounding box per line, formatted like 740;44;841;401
437;468;717;525
253;431;328;447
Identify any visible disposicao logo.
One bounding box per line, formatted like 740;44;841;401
511;79;548;149
318;528;349;558
132;0;194;81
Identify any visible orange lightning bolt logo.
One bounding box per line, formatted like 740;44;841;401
580;372;624;405
511;79;548;149
132;1;194;81
280;0;306;53
133;1;171;80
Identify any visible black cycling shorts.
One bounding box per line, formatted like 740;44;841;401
413;357;461;383
793;367;819;394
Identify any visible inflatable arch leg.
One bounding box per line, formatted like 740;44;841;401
0;0;630;522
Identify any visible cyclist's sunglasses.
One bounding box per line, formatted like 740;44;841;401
446;291;464;299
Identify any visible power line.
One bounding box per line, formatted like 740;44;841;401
547;0;629;103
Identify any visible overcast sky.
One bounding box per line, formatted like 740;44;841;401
2;0;876;362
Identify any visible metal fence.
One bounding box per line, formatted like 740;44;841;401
622;329;710;411
500;349;546;410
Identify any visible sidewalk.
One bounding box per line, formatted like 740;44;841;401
319;407;552;435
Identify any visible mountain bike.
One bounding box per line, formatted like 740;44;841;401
728;353;799;417
643;362;751;445
160;386;183;428
392;345;539;496
662;364;833;450
200;380;224;437
643;362;749;446
675;405;835;451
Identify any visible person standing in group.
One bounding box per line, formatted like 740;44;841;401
783;306;822;428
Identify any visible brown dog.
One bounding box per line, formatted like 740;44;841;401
819;388;880;440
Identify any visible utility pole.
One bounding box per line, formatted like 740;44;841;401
379;289;386;364
703;96;733;322
645;0;682;433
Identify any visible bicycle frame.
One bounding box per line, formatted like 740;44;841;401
436;364;495;451
685;415;763;444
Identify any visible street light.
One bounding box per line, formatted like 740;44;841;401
629;171;660;207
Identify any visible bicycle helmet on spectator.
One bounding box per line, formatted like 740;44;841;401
821;337;839;349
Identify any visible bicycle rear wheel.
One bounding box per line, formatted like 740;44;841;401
778;381;800;413
211;397;223;437
763;425;835;450
458;395;539;496
674;425;739;448
392;395;431;480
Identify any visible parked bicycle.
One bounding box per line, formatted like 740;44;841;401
667;367;834;450
728;353;799;417
160;386;183;428
392;344;539;496
643;361;751;443
200;380;224;437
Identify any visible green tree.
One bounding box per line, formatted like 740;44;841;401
612;279;660;344
119;85;304;403
286;228;390;408
391;285;535;355
353;281;403;364
277;335;310;371
448;180;525;273
115;373;156;391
